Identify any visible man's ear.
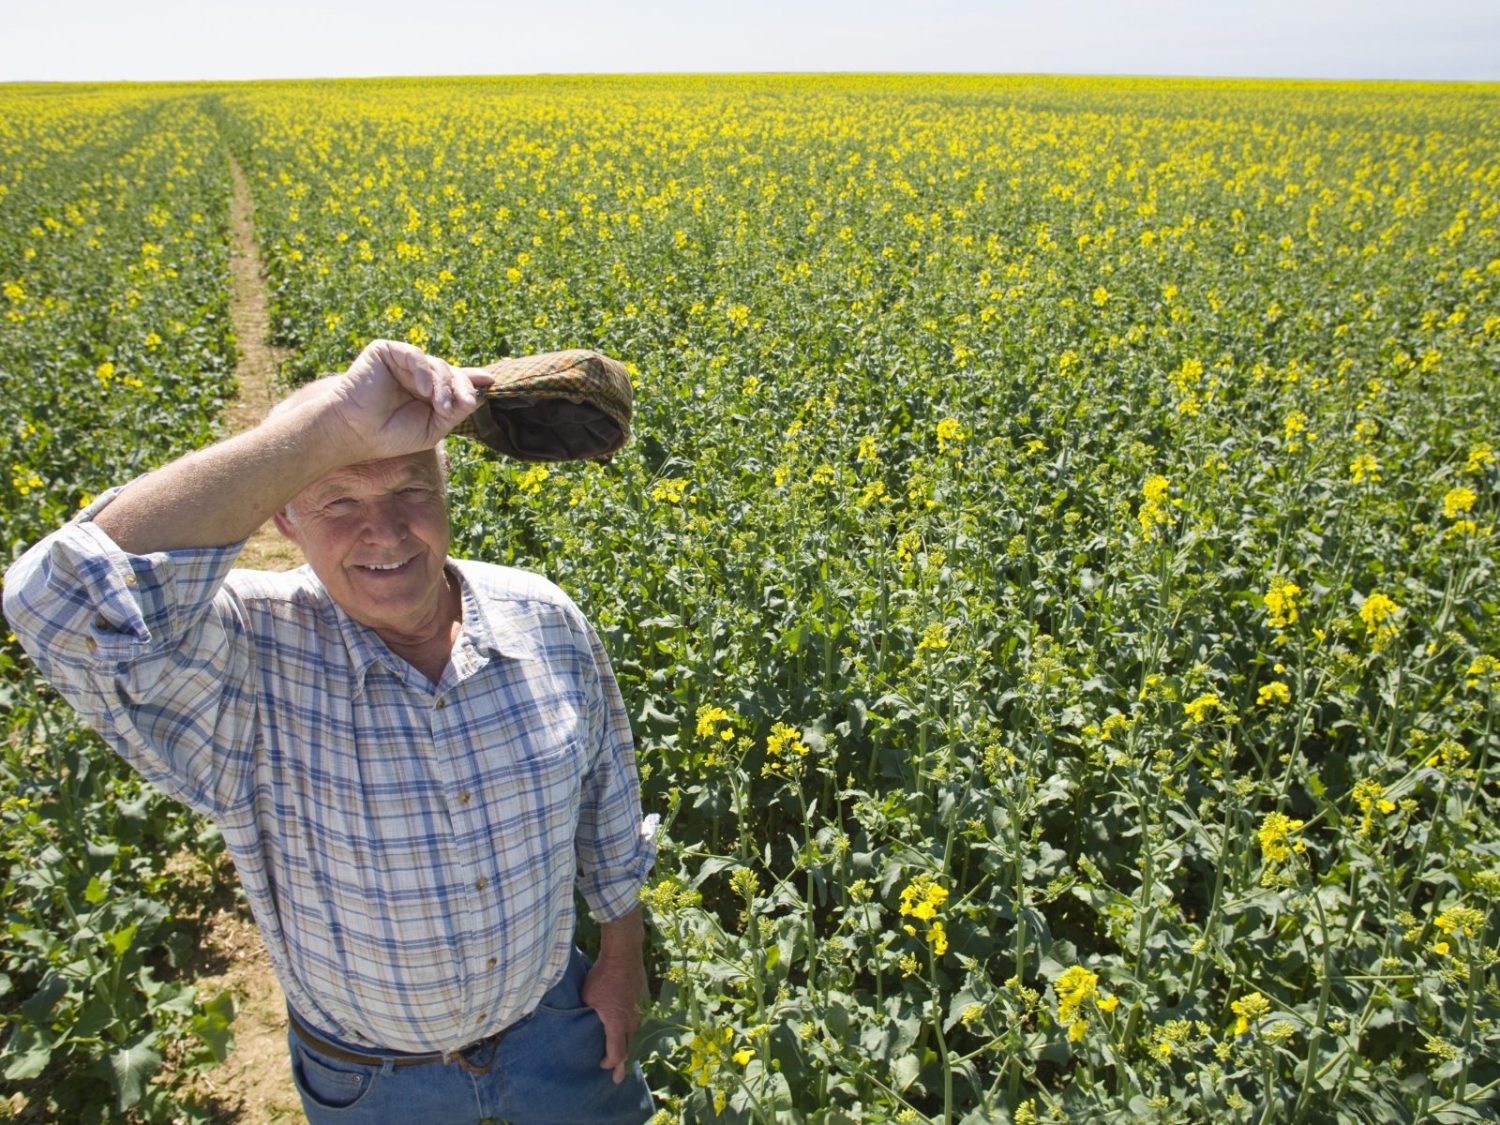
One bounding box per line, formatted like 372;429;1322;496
272;506;300;543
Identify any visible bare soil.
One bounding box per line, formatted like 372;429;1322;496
177;156;307;1123
222;156;301;572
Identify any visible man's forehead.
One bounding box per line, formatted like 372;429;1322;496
305;452;443;496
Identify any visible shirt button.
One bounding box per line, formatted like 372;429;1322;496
435;698;447;710
94;615;110;630
476;1012;487;1024
458;791;472;806
487;957;497;969
124;574;137;587
85;636;98;653
475;877;488;891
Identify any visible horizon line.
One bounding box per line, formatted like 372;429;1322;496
4;70;1500;88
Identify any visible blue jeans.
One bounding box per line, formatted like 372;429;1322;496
287;947;655;1124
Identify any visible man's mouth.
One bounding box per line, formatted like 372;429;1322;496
356;558;413;573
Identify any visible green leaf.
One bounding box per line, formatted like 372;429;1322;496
95;1032;162;1110
191;989;237;1063
2;1024;54;1081
891;1051;921;1092
84;874;108;905
106;922;139;957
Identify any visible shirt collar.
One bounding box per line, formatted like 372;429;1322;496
451;560;540;663
331;560;539;695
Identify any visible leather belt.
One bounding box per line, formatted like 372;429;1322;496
287;1009;509;1075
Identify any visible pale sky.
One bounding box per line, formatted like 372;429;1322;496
3;0;1497;83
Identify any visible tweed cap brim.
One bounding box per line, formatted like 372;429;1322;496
449;349;633;463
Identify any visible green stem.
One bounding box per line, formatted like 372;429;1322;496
932;957;953;1125
1184;784;1238;998
1291;890;1335;1121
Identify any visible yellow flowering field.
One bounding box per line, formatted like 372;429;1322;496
4;75;1500;1121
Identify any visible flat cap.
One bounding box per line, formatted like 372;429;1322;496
450;349;633;463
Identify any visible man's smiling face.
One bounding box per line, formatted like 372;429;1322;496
275;449;452;643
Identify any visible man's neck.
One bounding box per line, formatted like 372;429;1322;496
373;567;463;687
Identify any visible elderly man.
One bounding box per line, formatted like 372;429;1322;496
3;341;657;1124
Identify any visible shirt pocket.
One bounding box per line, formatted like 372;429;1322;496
485;670;588;775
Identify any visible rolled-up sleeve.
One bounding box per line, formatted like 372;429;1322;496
2;492;257;818
573;618;657;922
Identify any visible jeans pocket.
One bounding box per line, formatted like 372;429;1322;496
291;1041;377;1111
535;947;593;1014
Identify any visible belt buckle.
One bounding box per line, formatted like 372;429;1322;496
451;1028;504;1076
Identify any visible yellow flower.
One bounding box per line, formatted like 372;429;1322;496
732;1047;754;1066
516;464;550;494
898;875;949;922
1183;692;1221;724
1257;812;1307;866
1349;453;1381;483
1231;992;1271;1035
1434;941;1451;956
1264;576;1301;629
1351;778;1397;837
1138;475;1175;540
686;1026;733;1088
1257;681;1291;706
765;722;807;758
695;704;733;740
650;477;687;504
1466;445;1495;473
1443;486;1477;519
1068;1018;1088;1043
1097;994;1119;1013
936;417;965;453
1434;905;1484;938
1359;592;1401;650
763;721;809;777
916;623;950;652
1054;965;1099;1027
928;920;949;956
1467;655;1500;688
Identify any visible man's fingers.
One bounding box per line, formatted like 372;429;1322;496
368;339;442;404
378;343;486;427
600;1013;627;1071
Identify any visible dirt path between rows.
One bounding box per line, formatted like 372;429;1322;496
181;155;307;1123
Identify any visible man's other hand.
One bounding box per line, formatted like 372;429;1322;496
580;946;648;1084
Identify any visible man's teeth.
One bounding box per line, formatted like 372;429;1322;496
363;561;405;571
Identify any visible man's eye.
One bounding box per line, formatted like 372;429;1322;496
400;486;430;497
326;497;355;508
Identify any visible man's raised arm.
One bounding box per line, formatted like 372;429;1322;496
93;340;489;554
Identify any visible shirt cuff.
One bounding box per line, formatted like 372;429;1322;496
582;814;660;923
48;494;248;667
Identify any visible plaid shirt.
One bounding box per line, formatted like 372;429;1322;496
3;493;656;1053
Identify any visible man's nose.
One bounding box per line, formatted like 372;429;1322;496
360;498;407;543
